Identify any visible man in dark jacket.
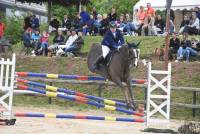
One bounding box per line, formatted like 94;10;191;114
31;15;40;30
92;21;125;70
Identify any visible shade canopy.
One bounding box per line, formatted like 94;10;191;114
134;0;200;10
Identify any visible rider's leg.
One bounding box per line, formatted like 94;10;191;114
92;45;110;70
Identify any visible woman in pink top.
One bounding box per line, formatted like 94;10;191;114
137;6;146;24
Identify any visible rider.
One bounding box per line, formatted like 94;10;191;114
92;21;125;70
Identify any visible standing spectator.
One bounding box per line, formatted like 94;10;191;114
183;12;199;35
83;15;95;35
62;14;71;30
146;3;155;17
80;7;90;25
31;15;40;31
108;8;117;21
71;13;82;32
0;20;6;39
49;16;60;33
179;15;190;34
92;7;98;20
24;14;32;31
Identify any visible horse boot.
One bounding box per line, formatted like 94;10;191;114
92;55;104;71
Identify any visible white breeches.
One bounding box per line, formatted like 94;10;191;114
102;45;110;58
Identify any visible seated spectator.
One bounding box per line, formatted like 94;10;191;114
65;30;71;42
183;12;199;35
82;15;95;35
31;15;40;31
23;28;32;48
116;15;126;32
65;32;84;55
123;13;135;35
141;15;155;36
176;35;198;63
56;28;78;56
62;14;71;31
48;30;65;52
152;14;165;35
194;7;200;20
191;38;200;51
93;14;103;35
169;32;180;59
92;7;98;20
99;14;109;36
108;7;117;22
71;13;82;32
39;31;49;56
31;29;41;56
49;16;60;33
137;6;146;35
179;15;190;34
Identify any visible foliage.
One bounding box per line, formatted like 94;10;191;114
51;5;77;21
89;0;139;16
3;14;24;45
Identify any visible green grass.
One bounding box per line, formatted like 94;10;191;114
3;36;200;121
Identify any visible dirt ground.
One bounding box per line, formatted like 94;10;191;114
0;107;183;134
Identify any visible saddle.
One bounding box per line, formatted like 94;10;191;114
101;50;118;67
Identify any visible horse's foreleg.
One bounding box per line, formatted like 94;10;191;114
126;82;136;110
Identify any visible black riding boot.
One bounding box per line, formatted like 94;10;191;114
92;55;104;71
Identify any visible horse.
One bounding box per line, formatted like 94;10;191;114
87;42;140;110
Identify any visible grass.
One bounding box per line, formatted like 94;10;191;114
2;35;200;121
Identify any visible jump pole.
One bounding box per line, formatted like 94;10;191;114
17;78;128;108
15;112;144;123
16;72;146;84
17;84;144;117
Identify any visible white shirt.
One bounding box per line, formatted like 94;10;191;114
59;34;78;49
190;18;200;29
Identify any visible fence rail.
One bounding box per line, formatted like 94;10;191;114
16;77;200;117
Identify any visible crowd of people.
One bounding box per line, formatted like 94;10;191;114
15;3;200;61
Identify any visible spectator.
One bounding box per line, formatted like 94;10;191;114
65;30;71;42
194;7;200;20
137;6;146;35
169;32;180;59
23;28;32;48
179;15;190;34
31;15;40;31
83;15;95;35
93;14;103;35
48;30;65;52
124;14;138;35
117;15;126;32
92;7;98;20
183;12;199;35
24;15;32;31
141;15;155;36
57;28;78;56
146;3;155;17
133;9;139;21
49;16;60;33
108;8;117;21
80;7;90;25
31;29;41;55
39;31;49;55
176;35;198;63
71;13;82;32
0;20;6;39
65;31;84;55
100;14;109;36
152;14;165;35
62;14;71;30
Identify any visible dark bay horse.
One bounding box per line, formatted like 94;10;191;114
87;42;140;110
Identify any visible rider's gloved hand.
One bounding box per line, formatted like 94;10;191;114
117;46;121;51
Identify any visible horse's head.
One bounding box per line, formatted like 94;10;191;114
126;41;141;67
